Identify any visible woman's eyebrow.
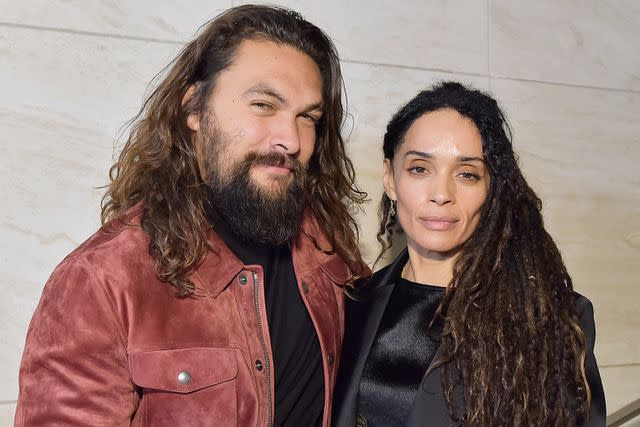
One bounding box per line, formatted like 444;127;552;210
404;150;433;159
457;156;485;163
403;151;484;163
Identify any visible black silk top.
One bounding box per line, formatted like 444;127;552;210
357;279;445;425
333;249;607;427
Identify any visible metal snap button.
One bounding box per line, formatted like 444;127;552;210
327;352;334;365
177;370;191;385
255;360;264;371
238;274;248;285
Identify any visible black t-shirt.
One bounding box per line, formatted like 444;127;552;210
208;211;324;426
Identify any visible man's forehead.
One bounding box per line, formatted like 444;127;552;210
218;39;324;106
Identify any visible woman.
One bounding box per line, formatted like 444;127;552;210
333;82;606;426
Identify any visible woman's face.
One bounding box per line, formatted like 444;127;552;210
384;108;490;258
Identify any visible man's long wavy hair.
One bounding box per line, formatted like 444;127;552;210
376;82;590;426
101;5;366;295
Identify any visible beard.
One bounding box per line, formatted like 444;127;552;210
201;122;308;246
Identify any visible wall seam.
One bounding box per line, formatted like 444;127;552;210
0;21;183;45
600;363;640;369
340;58;489;79
2;21;639;95
491;75;640;94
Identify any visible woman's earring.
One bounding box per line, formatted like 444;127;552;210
389;200;397;218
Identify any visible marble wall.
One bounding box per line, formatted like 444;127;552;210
1;0;638;423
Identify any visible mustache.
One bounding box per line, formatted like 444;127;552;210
244;151;302;173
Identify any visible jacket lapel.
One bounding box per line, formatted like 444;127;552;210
333;250;408;426
407;343;465;426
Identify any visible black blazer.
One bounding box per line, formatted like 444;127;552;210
333;249;606;426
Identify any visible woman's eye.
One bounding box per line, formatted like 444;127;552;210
458;172;481;181
408;166;428;174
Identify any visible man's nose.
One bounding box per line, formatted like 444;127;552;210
270;116;301;155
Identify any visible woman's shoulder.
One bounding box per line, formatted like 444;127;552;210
570;290;597;345
571;291;595;322
571;290;593;310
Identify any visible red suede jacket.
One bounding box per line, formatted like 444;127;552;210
16;207;364;426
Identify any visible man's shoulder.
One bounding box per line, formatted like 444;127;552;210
297;209;371;278
65;207;148;265
37;206;166;321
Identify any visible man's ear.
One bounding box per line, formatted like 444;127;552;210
182;84;200;132
182;84;207;179
383;159;397;201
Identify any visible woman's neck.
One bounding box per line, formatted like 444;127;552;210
403;244;455;287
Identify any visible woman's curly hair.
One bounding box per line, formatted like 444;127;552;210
377;81;590;426
101;5;366;296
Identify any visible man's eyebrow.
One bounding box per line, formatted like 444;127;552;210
244;82;323;113
243;83;287;104
304;100;324;114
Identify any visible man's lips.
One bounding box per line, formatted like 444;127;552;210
255;163;293;176
419;216;459;231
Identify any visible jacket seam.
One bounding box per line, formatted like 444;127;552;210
127;343;243;353
70;257;129;349
69;256;134;410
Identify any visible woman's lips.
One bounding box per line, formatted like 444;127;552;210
419;216;459;231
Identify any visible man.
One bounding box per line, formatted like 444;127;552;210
15;5;368;426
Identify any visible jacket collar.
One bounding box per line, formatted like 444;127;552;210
121;203;355;298
190;209;335;298
189;228;245;298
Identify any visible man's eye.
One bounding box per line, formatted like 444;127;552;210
300;113;320;123
252;102;273;110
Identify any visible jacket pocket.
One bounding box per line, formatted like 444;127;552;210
129;347;238;427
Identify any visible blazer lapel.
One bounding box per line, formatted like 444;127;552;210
333;249;408;426
407;344;465;426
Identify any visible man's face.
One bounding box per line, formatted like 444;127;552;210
188;38;324;195
187;39;325;244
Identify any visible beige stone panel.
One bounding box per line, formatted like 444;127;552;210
0;402;16;427
490;0;640;90
1;0;232;41
491;78;640;367
243;0;489;74
600;365;640;417
341;62;489;264
0;26;182;400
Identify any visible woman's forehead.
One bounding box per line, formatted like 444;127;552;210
399;109;484;159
